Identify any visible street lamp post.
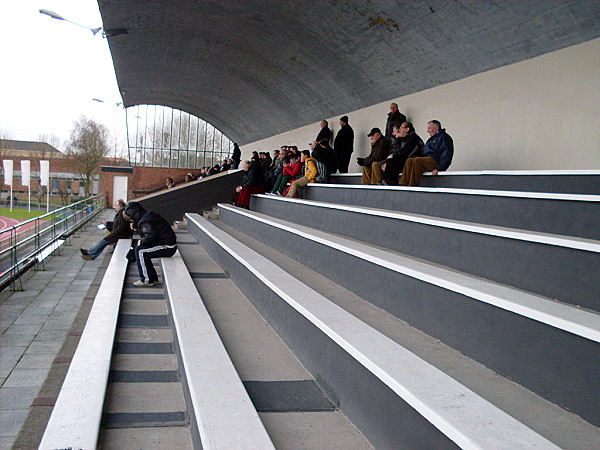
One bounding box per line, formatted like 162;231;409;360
39;9;102;36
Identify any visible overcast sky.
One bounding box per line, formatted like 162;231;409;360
0;0;126;151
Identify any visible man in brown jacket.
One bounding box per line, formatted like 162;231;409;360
359;128;390;184
81;199;133;260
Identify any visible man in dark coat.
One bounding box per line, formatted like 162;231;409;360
234;158;267;208
311;139;338;176
231;143;242;169
333;116;354;173
359;128;390;185
81;199;133;260
385;103;407;148
123;202;177;287
316;120;332;143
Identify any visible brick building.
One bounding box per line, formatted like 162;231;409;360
0;139;213;206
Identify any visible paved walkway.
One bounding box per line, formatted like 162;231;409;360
0;210;114;450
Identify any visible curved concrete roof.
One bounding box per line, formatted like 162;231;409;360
98;0;600;144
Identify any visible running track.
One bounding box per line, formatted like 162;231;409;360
0;216;40;242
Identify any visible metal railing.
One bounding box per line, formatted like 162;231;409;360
0;195;106;291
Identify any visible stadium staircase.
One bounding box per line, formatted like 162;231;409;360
40;170;600;449
181;171;599;448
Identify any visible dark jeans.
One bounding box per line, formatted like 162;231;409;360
336;150;352;173
135;244;177;283
382;154;409;185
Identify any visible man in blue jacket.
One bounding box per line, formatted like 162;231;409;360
399;120;453;186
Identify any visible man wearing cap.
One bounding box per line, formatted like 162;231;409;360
358;128;390;185
333;116;354;173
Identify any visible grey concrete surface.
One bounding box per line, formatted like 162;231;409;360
176;231;374;449
100;426;193;450
0;210;114;450
98;1;600;144
212;219;600;449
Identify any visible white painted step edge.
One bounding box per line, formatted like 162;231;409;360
38;239;132;450
162;252;275;450
312;183;600;202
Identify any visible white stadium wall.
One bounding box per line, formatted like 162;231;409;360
242;38;600;172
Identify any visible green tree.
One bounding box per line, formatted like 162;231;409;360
66;116;110;195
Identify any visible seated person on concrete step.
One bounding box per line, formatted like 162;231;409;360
358;127;390;185
311;139;338;177
234;157;267;208
400;120;454;187
267;150;286;189
123;202;177;287
380;122;424;185
285;150;318;198
81;199;133;260
269;154;303;195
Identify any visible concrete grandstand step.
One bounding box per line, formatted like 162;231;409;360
251;194;600;311
301;184;600;240
185;212;563;449
330;170;600;194
160;250;275;449
207;217;600;449
215;204;600;427
172;231;374;449
38;239;132;450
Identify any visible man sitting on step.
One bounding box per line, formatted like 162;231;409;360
123;202;177;287
81;199;133;260
400;120;454;187
358;127;390;185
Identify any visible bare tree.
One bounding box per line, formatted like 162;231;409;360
37;133;62;152
66;116;110;195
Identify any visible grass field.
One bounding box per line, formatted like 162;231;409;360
0;207;50;220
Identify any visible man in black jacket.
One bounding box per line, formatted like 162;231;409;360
380;122;424;185
123;202;177;287
311;139;338;176
231;143;241;169
385;103;407;148
333;116;354;173
81;199;133;260
234;158;267;208
316;120;332;143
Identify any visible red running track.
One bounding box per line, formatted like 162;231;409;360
0;216;40;242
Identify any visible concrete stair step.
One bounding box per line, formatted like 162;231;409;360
186;212;574;449
251;194;600;311
214;203;600;427
208;216;600;449
172;231;374;449
301;184;600;240
329;170;600;194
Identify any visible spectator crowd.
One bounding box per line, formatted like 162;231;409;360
233;104;454;208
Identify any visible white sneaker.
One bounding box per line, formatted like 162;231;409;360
133;280;155;287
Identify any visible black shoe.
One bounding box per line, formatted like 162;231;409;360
80;248;89;255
